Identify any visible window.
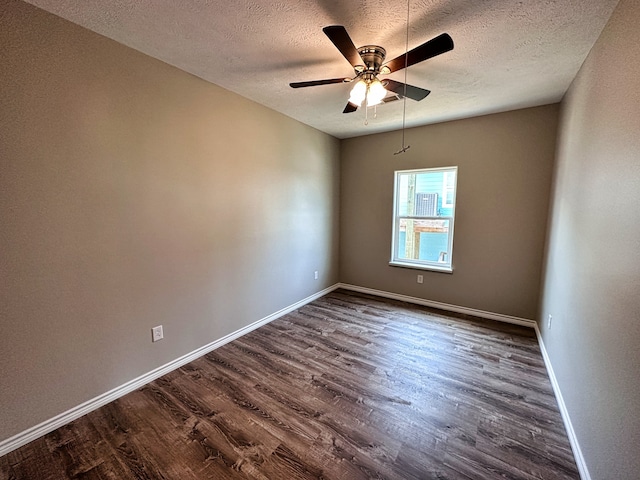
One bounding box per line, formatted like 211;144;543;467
390;167;458;272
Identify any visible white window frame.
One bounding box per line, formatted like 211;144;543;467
390;166;458;273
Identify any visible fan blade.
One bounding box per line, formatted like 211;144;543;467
384;79;431;101
384;33;453;73
343;102;358;113
323;26;363;68
290;78;347;88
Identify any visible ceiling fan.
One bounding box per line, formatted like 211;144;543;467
290;26;454;113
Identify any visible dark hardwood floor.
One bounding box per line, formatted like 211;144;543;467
0;290;579;479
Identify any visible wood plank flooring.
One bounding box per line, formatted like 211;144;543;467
0;290;579;479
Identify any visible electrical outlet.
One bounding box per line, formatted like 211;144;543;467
152;325;164;342
417;274;424;284
314;270;319;280
547;315;552;329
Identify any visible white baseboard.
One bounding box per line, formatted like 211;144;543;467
337;283;537;328
534;324;591;480
0;284;340;457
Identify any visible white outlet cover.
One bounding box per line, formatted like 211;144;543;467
152;325;163;342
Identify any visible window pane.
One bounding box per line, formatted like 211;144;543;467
442;171;456;208
397;170;456;217
398;219;450;263
397;174;410;216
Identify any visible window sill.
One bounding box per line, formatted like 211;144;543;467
389;261;453;274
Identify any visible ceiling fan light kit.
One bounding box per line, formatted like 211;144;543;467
289;25;454;117
348;76;387;107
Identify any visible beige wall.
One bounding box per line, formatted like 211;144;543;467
0;0;340;442
340;105;559;320
539;0;640;477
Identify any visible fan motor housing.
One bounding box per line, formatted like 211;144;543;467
357;45;386;73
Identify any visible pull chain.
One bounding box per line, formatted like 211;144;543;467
394;0;411;155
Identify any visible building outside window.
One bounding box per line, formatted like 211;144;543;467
390;166;458;272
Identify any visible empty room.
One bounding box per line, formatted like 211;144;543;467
1;0;638;479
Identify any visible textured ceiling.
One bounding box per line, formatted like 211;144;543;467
24;0;619;139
